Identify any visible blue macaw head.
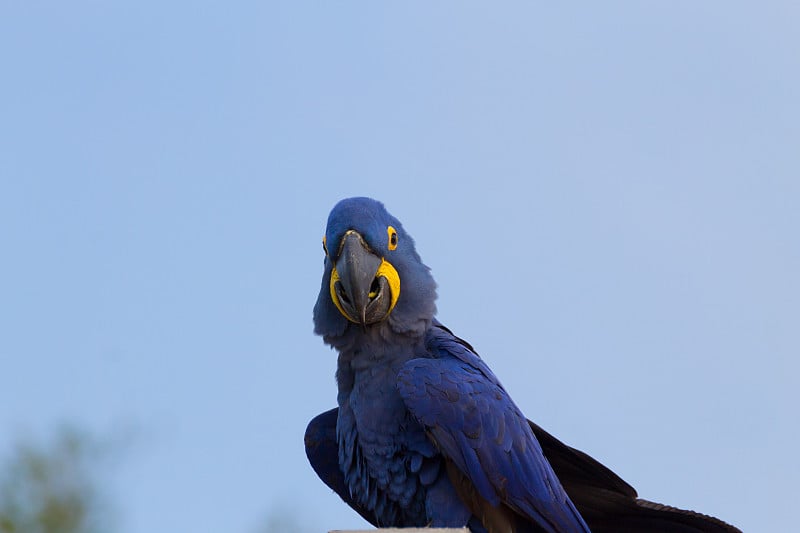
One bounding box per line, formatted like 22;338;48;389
313;197;437;342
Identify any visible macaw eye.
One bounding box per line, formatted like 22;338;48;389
387;226;398;250
322;236;329;256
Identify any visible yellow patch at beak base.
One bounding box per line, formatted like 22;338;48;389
329;258;400;323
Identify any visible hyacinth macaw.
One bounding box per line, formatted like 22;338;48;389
305;197;740;533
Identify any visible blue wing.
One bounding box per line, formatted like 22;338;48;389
396;323;591;533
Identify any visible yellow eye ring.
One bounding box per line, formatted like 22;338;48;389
387;226;398;250
322;235;328;256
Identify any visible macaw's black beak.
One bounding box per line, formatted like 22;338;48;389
332;231;393;325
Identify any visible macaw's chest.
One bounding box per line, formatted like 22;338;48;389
337;359;438;525
341;342;425;442
350;364;409;431
345;363;430;470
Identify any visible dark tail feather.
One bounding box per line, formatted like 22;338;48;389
529;420;741;533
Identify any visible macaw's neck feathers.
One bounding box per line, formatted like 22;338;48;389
386;264;436;336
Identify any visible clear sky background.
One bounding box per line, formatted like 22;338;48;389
1;2;798;532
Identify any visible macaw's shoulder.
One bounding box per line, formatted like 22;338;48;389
420;320;501;383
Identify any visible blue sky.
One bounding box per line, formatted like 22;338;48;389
1;2;798;532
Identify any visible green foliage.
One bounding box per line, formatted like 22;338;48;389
0;427;110;533
0;425;315;533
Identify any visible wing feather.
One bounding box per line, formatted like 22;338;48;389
397;327;590;533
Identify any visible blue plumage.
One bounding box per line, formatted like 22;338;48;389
305;197;741;533
399;325;588;533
